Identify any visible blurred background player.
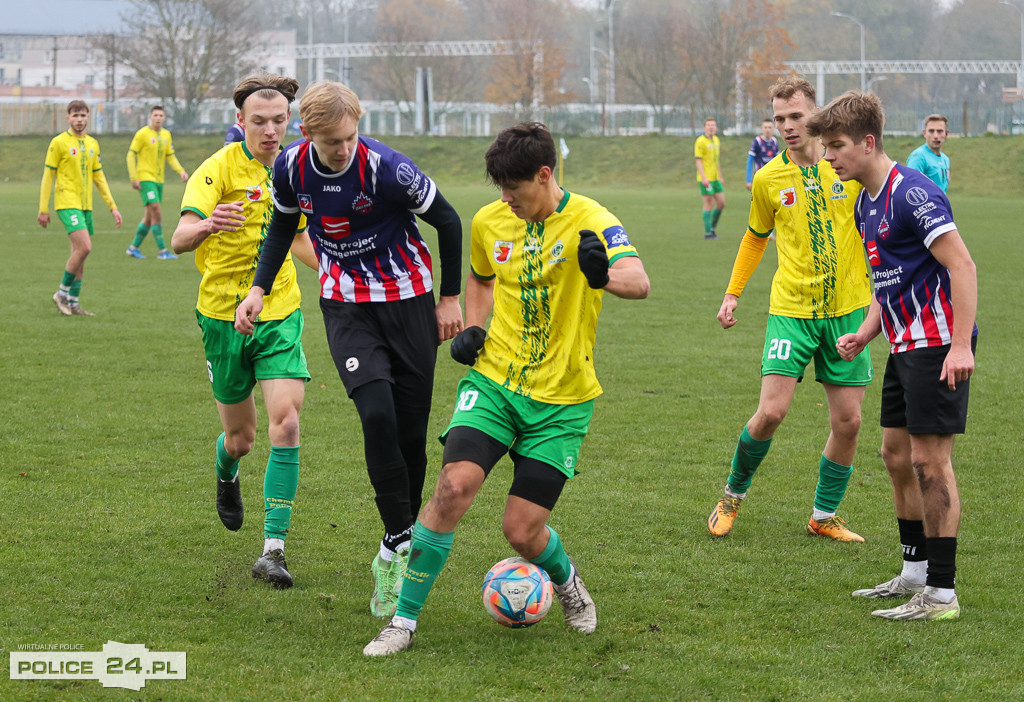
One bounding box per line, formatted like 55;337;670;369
171;73;317;589
363;121;650;657
126;105;189;259
709;76;872;543
224;119;245;145
810;91;977;621
38;99;123;316
906;113;950;192
694;117;725;240
235;81;464;618
746;118;779;190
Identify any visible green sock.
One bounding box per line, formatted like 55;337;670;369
530;526;572;586
132;223;149;248
711;208;722;229
702;210;712;234
395;521;454;622
814;455;853;513
726;425;773;495
215;432;239;481
60;270;75;293
263;445;299;540
151;223;165;250
68;279;82;304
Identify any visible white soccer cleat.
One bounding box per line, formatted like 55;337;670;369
363;620;414;657
871;592;960;621
553;560;597;634
852;574;925;599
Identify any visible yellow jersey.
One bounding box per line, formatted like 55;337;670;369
127;126;185;183
694;134;721;182
748;150;871;318
470;190;639;404
180;142;301;322
39;130;116;213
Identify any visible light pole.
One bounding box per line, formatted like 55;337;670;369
832;12;865;91
865;75;887;93
606;0;616;135
1001;1;1024;94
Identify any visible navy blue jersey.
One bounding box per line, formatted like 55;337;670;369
748;135;779;169
273;137;437;303
224;122;245;145
854;164;974;352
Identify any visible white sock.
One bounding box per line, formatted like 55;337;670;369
263;538;284;555
900;560;927;584
392;615;417;632
924;585;956;603
724;485;746;500
811;508;835;521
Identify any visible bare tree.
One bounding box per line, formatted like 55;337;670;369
106;0;267;128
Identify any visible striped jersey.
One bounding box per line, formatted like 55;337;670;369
748;150;871;318
127;126;184;183
854;163;974;353
470;190;639;404
273;137;436;303
748;135;779;170
180;141;302;322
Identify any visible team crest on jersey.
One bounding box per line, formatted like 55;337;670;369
780;188;796;207
877;218;890;240
352;192;374;214
245;185;263;202
549;241;566;265
297;194;313;213
150;137;157;144
494;241;513;264
69;147;78;156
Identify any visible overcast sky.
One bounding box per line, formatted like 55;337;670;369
3;0;129;34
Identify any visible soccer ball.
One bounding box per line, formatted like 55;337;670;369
481;557;553;628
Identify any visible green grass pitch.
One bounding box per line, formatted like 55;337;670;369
1;135;1023;700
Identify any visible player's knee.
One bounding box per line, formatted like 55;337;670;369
501;520;545;557
269;412;300;445
432;465;477;513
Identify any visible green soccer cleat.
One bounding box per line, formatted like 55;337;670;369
369;546;408;618
252;549;293;589
871;592;960;621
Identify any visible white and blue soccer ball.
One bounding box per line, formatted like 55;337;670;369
481;557;553;628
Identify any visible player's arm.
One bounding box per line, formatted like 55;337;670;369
448;273;494;365
717;231;771;328
38;166;56;227
837;299;882;361
417;190;464;341
746;153;756;189
605;256;650;300
290;230;318;271
92;169;122;227
167;152;188;181
126;148;140;187
930;229;977;389
172;203;245;254
234;207;302;334
695;158;709;186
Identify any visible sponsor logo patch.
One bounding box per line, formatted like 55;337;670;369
396;162;416;186
866;241;881;266
780;188;796;207
493;240;513;264
321;215;351;239
297;193;313;213
245;185;262;202
906;186;929;207
605;226;630;248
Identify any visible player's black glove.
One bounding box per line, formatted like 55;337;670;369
450;325;486;366
577;229;610;289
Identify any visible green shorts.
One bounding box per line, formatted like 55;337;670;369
442;370;593;479
699;180;725;196
57;209;93;236
139;181;163;206
762;310;872;385
196;308;310;405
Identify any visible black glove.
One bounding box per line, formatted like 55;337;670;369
577;229;610;288
450;325;486;366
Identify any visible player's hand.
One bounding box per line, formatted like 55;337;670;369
577;230;610;288
112;209;123;228
208;201;246;233
37;213;50;228
717;294;739;329
131;180;141;190
939;343;975;391
450;325;486;366
435;295;464;343
180;171;189;182
702;178;711;188
234;288;266;336
835;333;866;362
746;182;753;191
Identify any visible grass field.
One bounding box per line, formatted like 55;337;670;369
1;134;1023;701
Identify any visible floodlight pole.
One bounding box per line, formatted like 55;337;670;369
832;12;865;91
1001;1;1024;92
607;0;616;135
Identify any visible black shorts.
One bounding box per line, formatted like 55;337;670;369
320;293;438;409
879;336;977;435
442;426;567;510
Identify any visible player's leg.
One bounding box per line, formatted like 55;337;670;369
700;189;717;239
150;188;176;259
711;187;726;231
128;186;154;257
64;213;95;315
249;310;310;589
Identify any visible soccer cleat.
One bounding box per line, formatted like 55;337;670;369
216;475;243;531
871;592;960;621
156;249;178;260
852;575;926;599
252;549;293;589
52;292;73;316
807;516;865;542
70;304;95;317
704;231;720;240
708;495;742;537
370;546;409;618
125;246;146;259
363;620;414;657
553;559;597;634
